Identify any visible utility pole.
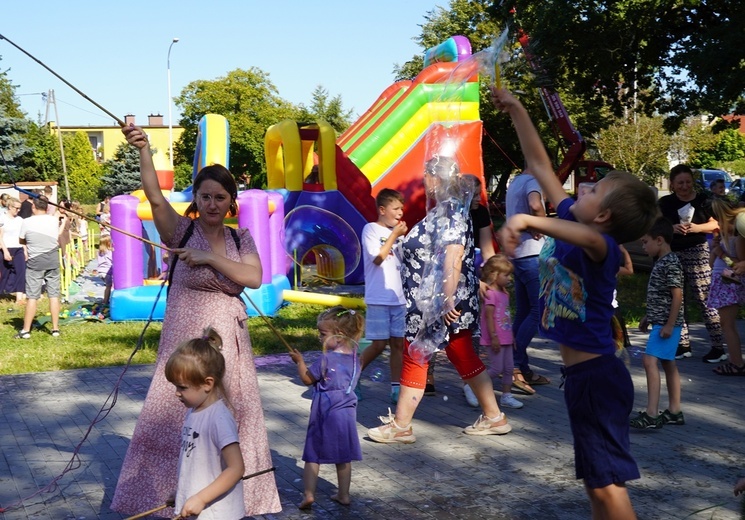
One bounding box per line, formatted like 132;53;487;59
47;89;71;201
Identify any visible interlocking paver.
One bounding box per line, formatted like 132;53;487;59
1;324;744;519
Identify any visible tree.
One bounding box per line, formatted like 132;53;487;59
17;121;62;182
295;86;353;134
490;1;745;129
0;60;24;119
595;116;672;185
174;68;297;189
99;142;147;197
0;106;30;183
62;131;102;203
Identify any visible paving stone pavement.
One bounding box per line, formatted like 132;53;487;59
1;324;744;520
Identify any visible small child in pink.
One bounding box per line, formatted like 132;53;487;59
480;254;523;409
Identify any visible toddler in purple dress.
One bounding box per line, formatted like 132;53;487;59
290;306;364;509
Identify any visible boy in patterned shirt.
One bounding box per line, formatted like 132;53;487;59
631;217;686;429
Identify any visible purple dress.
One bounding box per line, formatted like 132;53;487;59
111;216;281;516
302;351;362;464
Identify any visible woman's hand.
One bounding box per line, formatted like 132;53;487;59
122;125;149;149
443;307;461;325
172;247;213;268
639;315;649;333
672;223;690;235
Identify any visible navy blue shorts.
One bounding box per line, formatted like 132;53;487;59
564;354;640;488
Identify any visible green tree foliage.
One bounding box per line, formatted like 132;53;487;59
174;68;297;189
595;116;672;185
17;122;62;182
0;107;30;182
62;131;102;203
0;61;24;119
99;142;146;197
295;85;353;134
491;1;745;129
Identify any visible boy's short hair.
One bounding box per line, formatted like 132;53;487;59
600;171;659;244
645;217;674;244
710;179;725;189
376;188;404;208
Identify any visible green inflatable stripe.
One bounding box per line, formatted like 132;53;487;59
348;81;479;167
342;88;408;153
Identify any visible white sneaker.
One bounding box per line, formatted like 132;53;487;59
500;393;524;409
463;384;479;407
367;408;416;444
463;412;512;436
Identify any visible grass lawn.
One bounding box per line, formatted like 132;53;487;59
0;296;327;376
0;271;725;375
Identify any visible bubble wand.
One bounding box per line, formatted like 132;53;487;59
0;33;126;127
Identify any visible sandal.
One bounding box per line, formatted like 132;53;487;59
713;362;745;376
511;369;536;395
523;371;551;385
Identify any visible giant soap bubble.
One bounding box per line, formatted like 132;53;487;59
284;205;361;284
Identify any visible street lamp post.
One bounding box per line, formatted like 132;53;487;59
167;37;180;170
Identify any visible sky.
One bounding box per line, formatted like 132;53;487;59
1;0;443;127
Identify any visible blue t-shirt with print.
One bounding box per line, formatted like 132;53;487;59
538;198;621;355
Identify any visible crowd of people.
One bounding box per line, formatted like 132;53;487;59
0;189;111;338
5;84;743;517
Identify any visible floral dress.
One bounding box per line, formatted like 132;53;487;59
399;198;479;350
111;216;281;516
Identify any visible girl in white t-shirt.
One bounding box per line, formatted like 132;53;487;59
165;327;246;519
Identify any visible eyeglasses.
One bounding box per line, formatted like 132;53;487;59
10;206;20;210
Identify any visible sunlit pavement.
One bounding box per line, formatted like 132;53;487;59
1;323;744;519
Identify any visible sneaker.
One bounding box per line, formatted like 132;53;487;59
14;330;31;340
500;393;524;409
702;347;728;364
367;408;416;444
675;346;692;359
463;412;512;436
629;411;663;429
51;329;61;337
463;384;479;407
424;383;436;396
659;409;685;426
390;386;400;405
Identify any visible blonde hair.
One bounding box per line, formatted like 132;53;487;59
99;235;113;254
317;306;365;341
480;254;513;287
711;198;745;244
599;171;659;244
165;327;228;401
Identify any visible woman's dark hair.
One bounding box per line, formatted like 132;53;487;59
184;164;238;218
669;164;694;183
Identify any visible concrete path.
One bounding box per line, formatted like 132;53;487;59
1;325;744;519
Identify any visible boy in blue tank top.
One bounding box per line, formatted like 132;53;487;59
494;88;658;519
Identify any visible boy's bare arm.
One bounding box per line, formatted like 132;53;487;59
661;286;683;337
490;88;567;209
501;213;607;263
373;221;407;265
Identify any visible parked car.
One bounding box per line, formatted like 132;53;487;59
695;168;735;193
729;178;745;199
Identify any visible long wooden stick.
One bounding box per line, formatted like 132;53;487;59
124;504;168;520
244;294;295;353
14;186;172;253
0;33;126;127
126;468;276;520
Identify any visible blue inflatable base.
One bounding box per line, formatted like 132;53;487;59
110;274;291;321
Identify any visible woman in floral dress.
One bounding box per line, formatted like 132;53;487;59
111;126;280;516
